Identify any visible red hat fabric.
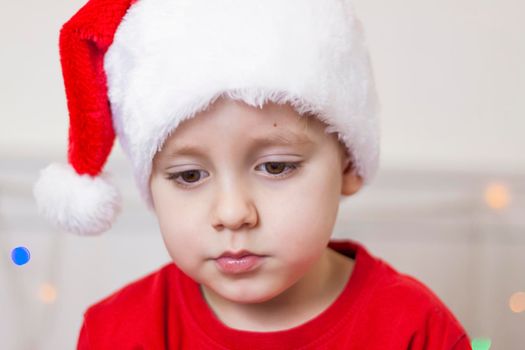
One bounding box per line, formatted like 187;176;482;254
62;0;137;176
33;0;136;235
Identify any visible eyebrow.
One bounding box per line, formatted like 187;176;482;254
167;131;314;157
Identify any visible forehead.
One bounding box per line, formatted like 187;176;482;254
171;97;327;140
154;96;346;161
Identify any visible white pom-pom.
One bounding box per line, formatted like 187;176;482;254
33;163;122;235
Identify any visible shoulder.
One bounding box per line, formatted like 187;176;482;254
335;239;462;319
330;240;470;348
377;271;470;348
78;263;180;348
372;264;461;322
87;262;177;315
364;267;470;348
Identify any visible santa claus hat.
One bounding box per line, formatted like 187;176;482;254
33;0;381;235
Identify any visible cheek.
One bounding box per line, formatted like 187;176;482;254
151;177;201;231
158;212;209;275
262;164;341;252
151;179;207;269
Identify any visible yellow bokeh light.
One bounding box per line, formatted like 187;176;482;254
509;291;525;313
484;183;510;209
38;283;57;304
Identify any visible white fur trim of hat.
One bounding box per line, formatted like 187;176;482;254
106;0;381;208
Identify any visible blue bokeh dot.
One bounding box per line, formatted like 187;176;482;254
11;246;31;266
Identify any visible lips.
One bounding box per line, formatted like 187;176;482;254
217;250;258;259
214;250;266;274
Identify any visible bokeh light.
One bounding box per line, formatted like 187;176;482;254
471;338;491;350
509;291;525;313
38;283;57;304
484;182;510;209
11;246;31;266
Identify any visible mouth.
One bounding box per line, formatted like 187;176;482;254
214;250;266;274
217;249;260;259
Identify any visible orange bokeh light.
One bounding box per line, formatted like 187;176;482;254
509;292;525;313
38;283;57;304
484;183;510;209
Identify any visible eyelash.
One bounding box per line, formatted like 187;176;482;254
165;162;302;188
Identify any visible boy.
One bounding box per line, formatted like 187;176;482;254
34;0;472;348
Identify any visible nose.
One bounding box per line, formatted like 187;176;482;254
211;182;258;232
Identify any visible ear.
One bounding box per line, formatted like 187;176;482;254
341;157;363;196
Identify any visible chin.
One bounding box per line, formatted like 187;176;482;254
214;280;284;304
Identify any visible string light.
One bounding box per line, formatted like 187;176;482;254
509;291;525;313
38;283;57;304
11;246;31;266
471;338;492;350
484;182;511;210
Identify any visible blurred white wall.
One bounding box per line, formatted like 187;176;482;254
1;0;524;171
1;0;524;349
357;0;525;174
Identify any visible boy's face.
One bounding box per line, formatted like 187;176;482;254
150;97;362;304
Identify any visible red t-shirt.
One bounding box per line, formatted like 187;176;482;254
77;239;471;349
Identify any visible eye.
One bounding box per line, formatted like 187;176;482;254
165;161;301;188
166;169;209;187
257;162;301;178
